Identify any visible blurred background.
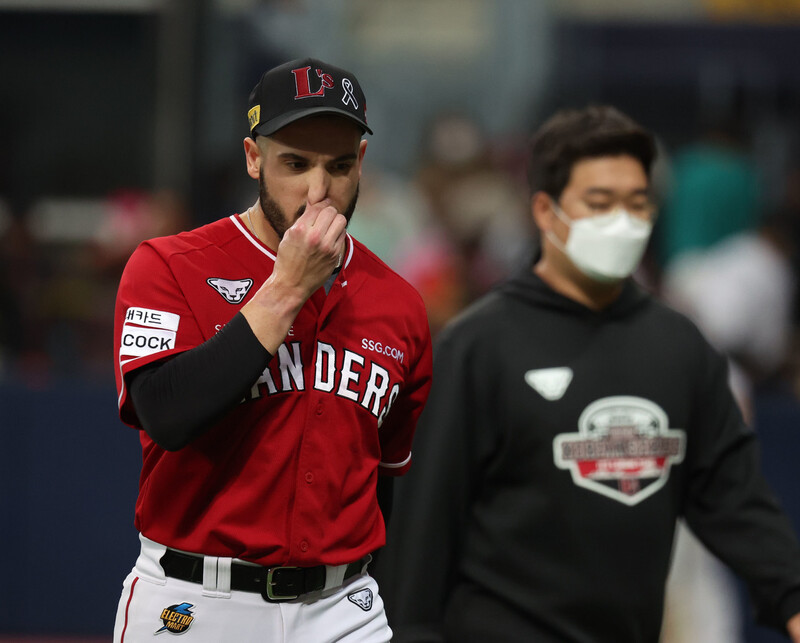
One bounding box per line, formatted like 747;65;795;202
2;0;800;640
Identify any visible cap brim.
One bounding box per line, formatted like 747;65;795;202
252;107;372;137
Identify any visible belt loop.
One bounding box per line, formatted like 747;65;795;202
361;553;372;574
322;563;347;592
217;557;232;596
136;535;168;585
202;556;232;599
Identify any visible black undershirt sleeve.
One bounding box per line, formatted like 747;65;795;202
128;312;272;451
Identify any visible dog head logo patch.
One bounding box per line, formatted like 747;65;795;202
347;588;373;611
155;602;195;634
207;277;253;304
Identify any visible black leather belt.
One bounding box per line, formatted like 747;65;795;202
160;549;368;602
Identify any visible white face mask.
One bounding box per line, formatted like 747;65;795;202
547;200;653;283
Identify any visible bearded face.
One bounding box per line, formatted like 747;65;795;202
258;163;360;239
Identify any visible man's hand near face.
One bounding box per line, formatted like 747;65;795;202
240;198;346;354
273;197;347;296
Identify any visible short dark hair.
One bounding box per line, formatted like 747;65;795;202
527;105;657;198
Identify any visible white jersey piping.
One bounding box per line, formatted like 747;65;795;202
230;214;277;260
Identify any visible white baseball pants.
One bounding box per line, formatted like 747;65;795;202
113;535;392;642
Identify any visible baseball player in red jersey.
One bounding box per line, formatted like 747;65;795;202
111;58;432;642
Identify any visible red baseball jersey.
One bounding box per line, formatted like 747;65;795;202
113;215;432;567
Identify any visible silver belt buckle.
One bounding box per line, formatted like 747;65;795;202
265;566;301;601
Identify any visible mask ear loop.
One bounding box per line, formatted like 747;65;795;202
549;198;573;226
544;198;572;256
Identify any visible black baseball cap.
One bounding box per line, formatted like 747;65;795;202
248;57;372;137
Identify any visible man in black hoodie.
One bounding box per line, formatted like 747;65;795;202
375;106;800;642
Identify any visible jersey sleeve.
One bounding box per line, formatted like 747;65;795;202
683;340;800;633
113;241;206;428
376;303;433;476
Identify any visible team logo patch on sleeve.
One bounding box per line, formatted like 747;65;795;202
347;588;373;611
207;277;253;304
121;307;180;358
553;396;685;506
155;602;195;635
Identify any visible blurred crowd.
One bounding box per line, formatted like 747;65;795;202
0;112;793;454
653;120;800;420
3;109;800;411
0;189;189;386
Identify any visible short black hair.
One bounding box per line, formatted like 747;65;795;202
527;105;657;198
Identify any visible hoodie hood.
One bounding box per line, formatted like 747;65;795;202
498;258;651;321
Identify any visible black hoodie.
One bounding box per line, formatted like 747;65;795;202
377;267;800;643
